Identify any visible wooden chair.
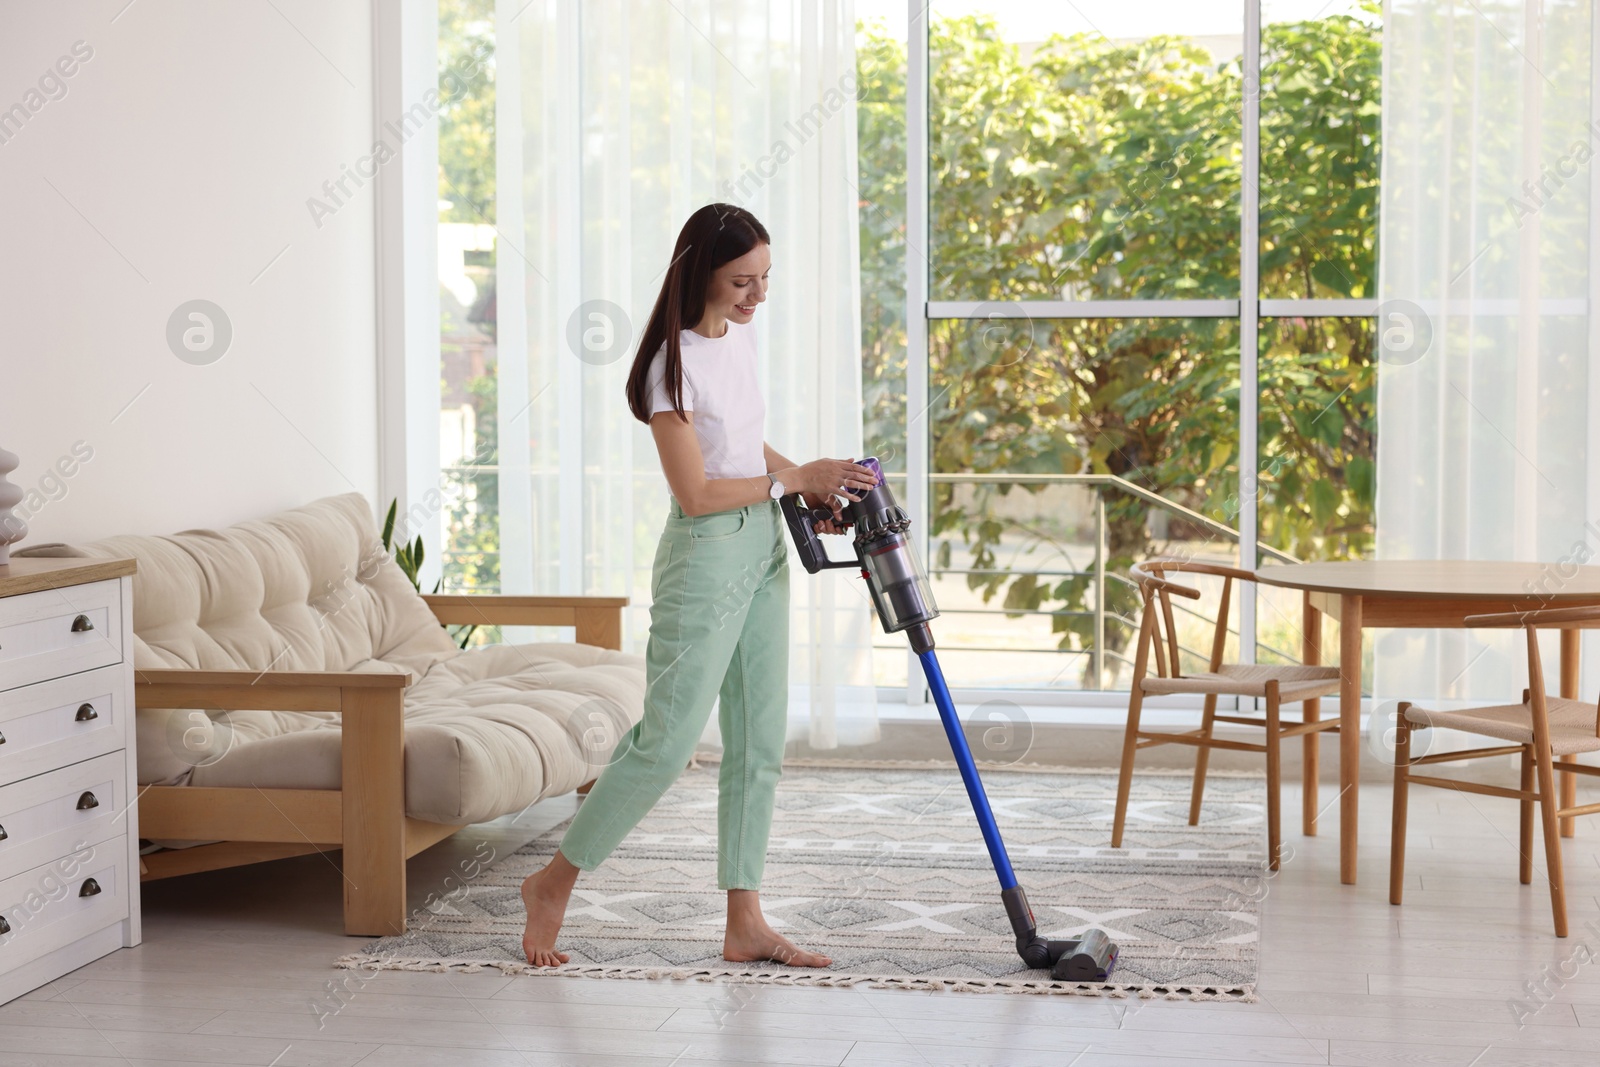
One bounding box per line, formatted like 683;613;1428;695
1112;559;1342;869
1391;605;1600;937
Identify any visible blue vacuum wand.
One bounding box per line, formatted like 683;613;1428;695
780;458;1118;982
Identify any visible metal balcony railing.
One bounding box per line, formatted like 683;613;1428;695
884;472;1302;690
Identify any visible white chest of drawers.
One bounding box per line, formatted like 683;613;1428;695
0;558;140;1004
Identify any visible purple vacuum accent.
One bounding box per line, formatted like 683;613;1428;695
847;456;885;499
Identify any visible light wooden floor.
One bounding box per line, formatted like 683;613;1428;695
5;776;1600;1067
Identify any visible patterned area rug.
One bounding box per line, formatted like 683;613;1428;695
337;760;1267;999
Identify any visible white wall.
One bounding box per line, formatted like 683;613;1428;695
0;0;381;544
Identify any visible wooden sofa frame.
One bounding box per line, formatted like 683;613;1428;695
134;594;627;936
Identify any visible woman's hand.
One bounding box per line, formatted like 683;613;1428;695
802;492;850;535
790;458;877;499
794;459;874;534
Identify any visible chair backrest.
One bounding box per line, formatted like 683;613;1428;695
1517;622;1600;740
1127;559;1257;682
1465;604;1600;738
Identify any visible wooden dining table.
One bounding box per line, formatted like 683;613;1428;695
1253;560;1600;885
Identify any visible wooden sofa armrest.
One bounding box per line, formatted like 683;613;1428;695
423;593;629;650
134;666;410;935
135;667;409;713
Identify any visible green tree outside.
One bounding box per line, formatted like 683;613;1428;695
854;10;1380;678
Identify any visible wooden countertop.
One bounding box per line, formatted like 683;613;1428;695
0;557;137;598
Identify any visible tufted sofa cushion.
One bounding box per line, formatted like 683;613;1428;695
17;494;645;824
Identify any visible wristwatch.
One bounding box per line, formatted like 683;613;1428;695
767;473;785;500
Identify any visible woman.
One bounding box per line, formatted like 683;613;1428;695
520;203;876;968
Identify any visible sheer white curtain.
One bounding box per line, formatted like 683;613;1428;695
1376;0;1596;701
497;0;879;747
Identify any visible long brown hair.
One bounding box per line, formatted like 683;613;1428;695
626;203;771;424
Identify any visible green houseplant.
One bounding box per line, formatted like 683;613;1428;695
382;499;478;649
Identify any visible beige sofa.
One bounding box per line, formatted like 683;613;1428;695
18;493;644;934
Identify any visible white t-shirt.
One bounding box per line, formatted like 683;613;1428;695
644;321;767;480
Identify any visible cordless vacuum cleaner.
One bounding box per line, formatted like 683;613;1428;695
779;457;1118;983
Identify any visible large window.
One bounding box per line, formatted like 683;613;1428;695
430;0;1382;700
858;0;1381;694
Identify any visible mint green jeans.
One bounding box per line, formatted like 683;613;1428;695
558;497;790;890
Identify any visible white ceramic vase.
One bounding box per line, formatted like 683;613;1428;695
0;446;24;563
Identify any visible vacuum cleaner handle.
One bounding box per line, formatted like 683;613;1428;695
778;493;858;574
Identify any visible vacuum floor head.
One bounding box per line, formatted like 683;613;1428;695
1050;928;1119;983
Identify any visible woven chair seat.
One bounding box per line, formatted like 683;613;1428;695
1140;664;1341;703
1404;697;1600;756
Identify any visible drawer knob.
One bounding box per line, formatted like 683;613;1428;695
75;703;98;722
0;730;5;745
78;878;102;898
77;791;99;811
0;824;7;841
71;614;94;633
0;915;9;935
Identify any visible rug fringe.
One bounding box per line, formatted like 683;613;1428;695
332;953;1255;1002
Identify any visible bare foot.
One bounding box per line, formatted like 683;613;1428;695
723;926;832;968
723;892;831;968
520;856;579;966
